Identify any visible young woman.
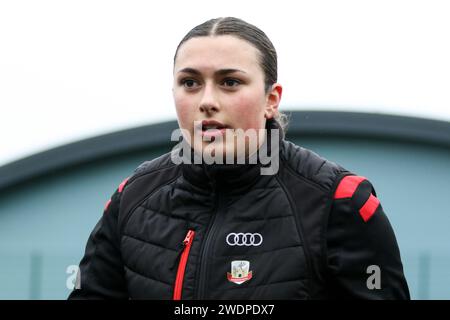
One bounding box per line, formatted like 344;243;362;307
69;17;410;300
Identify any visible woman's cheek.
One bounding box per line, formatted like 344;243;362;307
232;97;265;129
175;97;194;128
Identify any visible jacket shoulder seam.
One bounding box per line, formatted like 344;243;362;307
280;141;344;193
281;157;329;193
131;163;177;181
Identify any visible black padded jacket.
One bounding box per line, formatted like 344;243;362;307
68;123;410;300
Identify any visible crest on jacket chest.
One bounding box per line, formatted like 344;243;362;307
227;260;253;285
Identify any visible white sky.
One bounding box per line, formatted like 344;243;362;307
1;0;449;167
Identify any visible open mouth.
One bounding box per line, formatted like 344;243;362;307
201;121;227;131
202;124;227;131
200;120;229;139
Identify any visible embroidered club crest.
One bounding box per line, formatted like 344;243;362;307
227;260;253;285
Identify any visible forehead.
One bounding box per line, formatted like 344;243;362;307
174;35;262;74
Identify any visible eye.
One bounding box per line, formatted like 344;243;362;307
222;78;241;87
180;78;200;89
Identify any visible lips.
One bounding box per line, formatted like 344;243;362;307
201;120;228;131
198;119;229;139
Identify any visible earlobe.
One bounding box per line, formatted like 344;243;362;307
264;109;274;120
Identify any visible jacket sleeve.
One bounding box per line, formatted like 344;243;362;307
325;175;410;299
68;182;129;299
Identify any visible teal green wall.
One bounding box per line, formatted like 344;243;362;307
0;137;449;299
0;149;166;299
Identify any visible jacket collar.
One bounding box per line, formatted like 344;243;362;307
180;120;283;192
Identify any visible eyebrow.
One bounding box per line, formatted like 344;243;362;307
177;67;247;76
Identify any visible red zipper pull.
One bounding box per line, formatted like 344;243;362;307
183;230;195;246
170;230;194;271
173;229;195;300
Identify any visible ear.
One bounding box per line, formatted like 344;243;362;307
264;83;283;119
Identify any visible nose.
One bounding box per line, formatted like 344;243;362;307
199;82;220;114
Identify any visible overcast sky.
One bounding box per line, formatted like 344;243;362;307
1;0;449;166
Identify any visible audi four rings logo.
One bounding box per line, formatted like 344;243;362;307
226;233;263;246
